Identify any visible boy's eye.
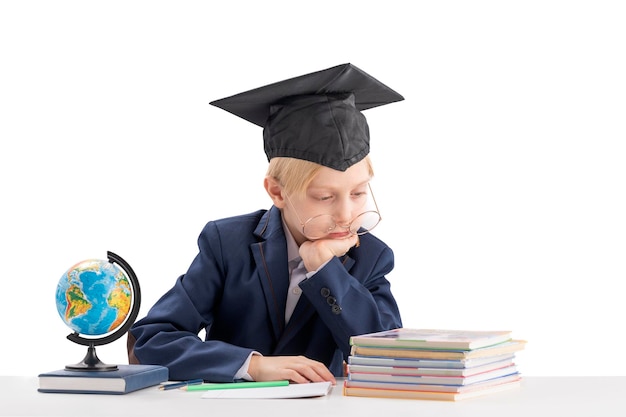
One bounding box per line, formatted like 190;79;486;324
318;195;333;201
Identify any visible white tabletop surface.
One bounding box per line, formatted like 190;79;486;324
1;376;625;417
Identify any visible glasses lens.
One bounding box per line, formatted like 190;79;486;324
302;211;382;239
350;211;381;235
303;214;336;240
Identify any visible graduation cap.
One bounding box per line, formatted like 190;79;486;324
209;63;404;171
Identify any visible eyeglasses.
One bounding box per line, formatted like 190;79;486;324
285;183;382;240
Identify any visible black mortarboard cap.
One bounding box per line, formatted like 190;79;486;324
209;63;404;171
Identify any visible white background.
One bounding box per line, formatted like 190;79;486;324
1;1;624;377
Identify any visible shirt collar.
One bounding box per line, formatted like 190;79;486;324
281;216;301;263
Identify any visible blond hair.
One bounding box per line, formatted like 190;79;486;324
266;156;374;197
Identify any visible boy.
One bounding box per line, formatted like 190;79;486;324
129;63;404;383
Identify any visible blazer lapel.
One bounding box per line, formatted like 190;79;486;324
251;207;290;342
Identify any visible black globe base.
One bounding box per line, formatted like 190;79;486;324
65;345;118;372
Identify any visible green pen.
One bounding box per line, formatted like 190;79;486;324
182;380;290;391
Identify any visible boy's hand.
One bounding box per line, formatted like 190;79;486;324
299;234;359;271
247;355;336;385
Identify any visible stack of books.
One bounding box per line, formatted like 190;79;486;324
343;328;526;401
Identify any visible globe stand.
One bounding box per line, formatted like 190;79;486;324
62;251;141;372
66;343;118;371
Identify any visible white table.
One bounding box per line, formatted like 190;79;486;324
1;376;625;417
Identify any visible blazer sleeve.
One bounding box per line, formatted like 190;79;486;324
298;238;402;360
129;221;255;382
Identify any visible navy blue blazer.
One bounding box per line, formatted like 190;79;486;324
130;206;402;382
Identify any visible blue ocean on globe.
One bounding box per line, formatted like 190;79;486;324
56;259;132;336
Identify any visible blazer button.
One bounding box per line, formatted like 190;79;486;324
321;288;331;298
331;304;342;314
326;296;336;306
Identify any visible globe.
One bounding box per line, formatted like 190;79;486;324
56;259;132;336
55;251;141;371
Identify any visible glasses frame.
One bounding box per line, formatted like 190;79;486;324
284;183;382;240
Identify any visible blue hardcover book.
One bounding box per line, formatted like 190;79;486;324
38;364;169;394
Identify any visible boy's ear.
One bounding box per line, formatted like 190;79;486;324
264;176;286;208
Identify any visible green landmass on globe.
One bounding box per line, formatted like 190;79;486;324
56;259;132;336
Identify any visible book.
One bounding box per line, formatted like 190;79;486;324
350;328;512;350
350;340;527;360
38;364;169;394
343;376;521;401
344;372;522;393
347;353;516;369
347;357;515;377
200;381;333;399
348;364;518;386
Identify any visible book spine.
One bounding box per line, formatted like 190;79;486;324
123;369;169;393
